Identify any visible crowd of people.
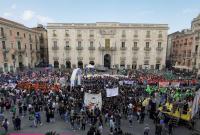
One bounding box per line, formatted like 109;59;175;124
0;69;199;135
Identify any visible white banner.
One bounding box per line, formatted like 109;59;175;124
171;82;180;88
191;90;200;118
106;87;119;97
124;81;134;85
84;93;102;110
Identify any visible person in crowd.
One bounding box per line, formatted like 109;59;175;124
15;116;21;130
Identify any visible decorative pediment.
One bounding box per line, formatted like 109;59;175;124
99;29;116;35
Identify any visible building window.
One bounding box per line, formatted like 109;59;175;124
25;44;26;49
2;41;6;49
121;42;125;48
29;34;32;40
134;42;137;47
89;30;94;37
53;41;57;46
146;42;150;48
66;41;69;47
17;32;20;36
30;44;32;50
65;30;69;37
53;30;56;37
144;60;149;65
24;33;26;38
122;30;126;37
134;30;138;38
158;31;162;38
77;30;82;38
0;27;4;36
90;41;93;47
158;42;162;48
18;41;21;50
10;30;12;36
146;31;150;38
78;41;81;47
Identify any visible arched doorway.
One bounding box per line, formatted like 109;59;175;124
104;54;111;68
54;61;59;68
78;61;83;69
89;61;95;65
66;61;71;68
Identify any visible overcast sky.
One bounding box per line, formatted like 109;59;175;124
0;0;200;33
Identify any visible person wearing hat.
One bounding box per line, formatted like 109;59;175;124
144;124;150;135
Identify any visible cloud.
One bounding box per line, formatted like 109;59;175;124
11;4;16;9
22;10;35;21
3;12;12;17
36;15;53;24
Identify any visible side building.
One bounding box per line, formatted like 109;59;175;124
47;22;168;70
0;18;47;72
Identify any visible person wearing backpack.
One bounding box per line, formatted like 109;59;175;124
2;118;9;133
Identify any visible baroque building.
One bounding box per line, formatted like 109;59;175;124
47;22;168;70
0;18;47;72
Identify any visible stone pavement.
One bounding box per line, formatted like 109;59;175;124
1;110;199;135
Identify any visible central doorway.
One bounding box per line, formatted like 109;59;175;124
104;54;111;68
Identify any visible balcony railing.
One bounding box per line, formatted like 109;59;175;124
156;47;163;51
53;56;59;61
120;57;126;61
15;36;23;40
89;57;95;60
52;46;59;50
64;46;71;50
99;46;117;51
29;39;33;43
18;49;25;53
132;47;139;51
88;46;95;50
144;56;150;59
132;57;138;61
76;46;83;50
2;48;9;53
4;57;8;62
144;47;151;51
77;57;83;61
0;34;6;40
31;50;35;53
120;47;127;50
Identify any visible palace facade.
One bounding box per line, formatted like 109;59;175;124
0;18;47;72
47;22;168;70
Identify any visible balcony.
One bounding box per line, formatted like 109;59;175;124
36;50;40;53
64;46;71;50
2;48;9;53
144;56;150;59
156;47;163;52
120;47;127;51
77;57;83;61
18;49;25;53
31;50;35;53
89;57;95;60
156;57;162;61
15;36;23;40
120;57;126;61
88;46;95;50
144;47;151;51
132;57;138;61
4;57;8;62
52;45;59;50
99;46;117;51
29;39;33;43
76;46;83;50
53;56;59;61
132;46;139;51
0;34;6;40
